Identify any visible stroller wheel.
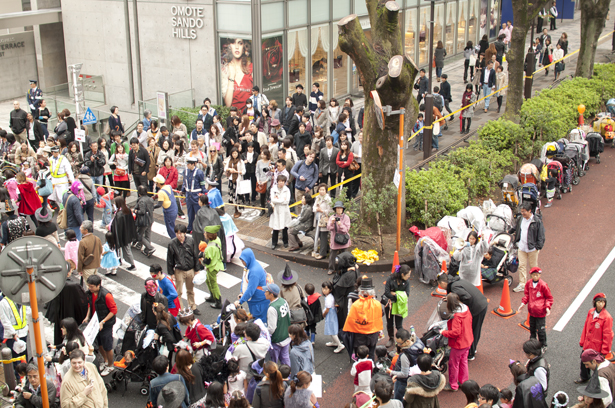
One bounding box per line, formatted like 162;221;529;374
140;387;149;395
505;275;513;287
105;383;113;392
573;176;580;185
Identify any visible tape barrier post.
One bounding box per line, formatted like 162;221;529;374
1;347;16;391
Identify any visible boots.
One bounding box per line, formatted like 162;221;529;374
211;297;222;309
206;295;216;303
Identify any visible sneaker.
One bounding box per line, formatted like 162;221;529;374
468;355;476;361
325;342;337;347
541;346;548;354
101;366;113;377
443;384;458;392
127;265;136;271
513;283;525;292
544;202;552;208
179;215;186;219
334;345;346;354
193;309;202;316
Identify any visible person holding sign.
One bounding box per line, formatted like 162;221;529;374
83;275;117;377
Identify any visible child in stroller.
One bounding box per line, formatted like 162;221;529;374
480;232;514;287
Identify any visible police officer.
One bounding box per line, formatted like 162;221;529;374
0;295;28;377
49;145;75;207
183;156;207;233
27;80;43;115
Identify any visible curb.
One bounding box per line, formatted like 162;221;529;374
243;241;416;272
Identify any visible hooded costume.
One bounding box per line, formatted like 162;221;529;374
44;275;88;345
333;252;359;330
17;180;42;215
193;204;227;259
239;249;270;324
404;371;446;408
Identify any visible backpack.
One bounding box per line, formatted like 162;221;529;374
57;199;69;229
433;95;444;111
7;217;28;243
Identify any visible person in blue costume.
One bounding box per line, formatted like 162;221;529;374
206;178;224;208
234;248;270;324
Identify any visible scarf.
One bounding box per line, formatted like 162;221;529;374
229;156;241;182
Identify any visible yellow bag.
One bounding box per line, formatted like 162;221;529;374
540;164;548;181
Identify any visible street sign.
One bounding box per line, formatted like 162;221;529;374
74;129;86;143
0;237;67;305
82;107;97;125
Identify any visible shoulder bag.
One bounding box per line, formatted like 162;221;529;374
333;217;350;246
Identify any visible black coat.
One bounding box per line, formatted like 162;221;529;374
384;275;410;303
140;292;168;329
111;211;137;248
333;267;359;330
26;120;44;148
288;115;301;137
242;150;259;173
292;92;308;109
167;236;199;275
439;81;452;102
481;68;497;88
129;146;150;176
65;116;77;144
45;276;88;345
446;275;488;315
282;105;297;129
192;206;227;260
511;376;549;408
479;39;489;55
84;149;107;177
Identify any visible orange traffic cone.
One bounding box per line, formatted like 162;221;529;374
431;261;448;298
492;278;517;318
391;251;400;274
477;279;484;294
519;313;531;332
607;352;614;362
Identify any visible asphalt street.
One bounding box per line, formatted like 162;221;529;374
29;146;615;407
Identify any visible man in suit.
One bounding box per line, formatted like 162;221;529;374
481;60;496;112
319;136;339;198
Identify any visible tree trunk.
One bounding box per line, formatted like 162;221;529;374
575;0;609;78
504;0;550;119
338;1;418;233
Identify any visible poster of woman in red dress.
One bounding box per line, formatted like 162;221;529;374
220;37;253;111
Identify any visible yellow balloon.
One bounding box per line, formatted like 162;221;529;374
578;104;586;114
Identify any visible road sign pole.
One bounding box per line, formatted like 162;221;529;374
69;64;84;157
27;266;50;408
396;109;405;252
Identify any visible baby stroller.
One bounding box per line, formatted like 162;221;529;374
107;309;158;395
592;114;615;144
421;299;450;373
485;204;513;233
565;143;587;176
546;161;565;197
520;183;541;215
554;154;578;188
568;128;587;143
499;175;519;213
211;299;235;351
607;99;615;117
540;142;563;162
415;236;450;286
586;132;604;164
518;163;541;196
481;232;515;287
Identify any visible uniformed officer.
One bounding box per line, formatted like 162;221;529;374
27;80;43;114
205;178;224;209
183;156;207;233
49;146;75;206
0;295;29;377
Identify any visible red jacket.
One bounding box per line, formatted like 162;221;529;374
442;305;474;349
580;308;614;355
521;279;554;318
185;320;215;350
17;182;42;215
158;166;178;189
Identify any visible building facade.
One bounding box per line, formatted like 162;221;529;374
58;0;502;110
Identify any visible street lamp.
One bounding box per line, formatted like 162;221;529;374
423;0;442;160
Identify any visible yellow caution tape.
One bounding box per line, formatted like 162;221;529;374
352;248;380;265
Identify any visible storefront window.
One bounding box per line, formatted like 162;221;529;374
219;36;253;111
333;35;348;97
445;2;456;55
406;0;418;7
480;0;488;40
288;0;308;27
261;2;284;31
354;0;368;16
311;0;330;23
311;25;329;99
288;28;308;95
458;0;468;52
489;0;500;38
418;6;428;65
217;4;251;32
404;8;417;63
333;0;350;19
262;33;284;106
433;4;444;49
469;0;478;45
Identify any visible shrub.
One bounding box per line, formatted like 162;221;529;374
405;162;468;227
478;119;531;165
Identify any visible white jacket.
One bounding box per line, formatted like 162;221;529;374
0;298;29;338
453;240;489;286
269;184;292;230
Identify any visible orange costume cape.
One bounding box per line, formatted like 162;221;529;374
343;296;384;334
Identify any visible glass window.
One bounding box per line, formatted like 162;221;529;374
458;0;468;52
406;0;418;8
433;3;444;49
288;0;308;26
445;2;456;55
288;28;308;97
217;3;251;32
480;0;488;40
354;0;368;16
333;0;350;19
489;0;500;38
404;8;417;64
262;2;284;31
311;0;330;23
418;6;428;65
469;0;478;45
333;36;348;97
311;25;330;100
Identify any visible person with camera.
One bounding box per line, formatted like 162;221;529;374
326;201;352;275
14;363;56;408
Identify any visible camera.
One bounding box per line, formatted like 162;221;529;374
335;216;340;221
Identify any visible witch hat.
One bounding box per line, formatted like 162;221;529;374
577;371;609;399
278;264;299;285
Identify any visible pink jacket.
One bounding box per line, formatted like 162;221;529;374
64;240;79;267
4;179;19;202
327;213;351;250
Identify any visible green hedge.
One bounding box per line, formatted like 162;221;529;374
406;63;615;227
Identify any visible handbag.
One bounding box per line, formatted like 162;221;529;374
256;181;267;194
469;55;477;67
349;159;360;171
333;219;350;246
57;201;69;229
548;54;553;63
432;59;436;68
237;179;252;195
115;168;126;176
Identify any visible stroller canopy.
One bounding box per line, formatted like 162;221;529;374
437;216;467;237
415;236;450;285
519;163;539;184
409;226;448;251
500;174;519;190
486;204;513;233
456;206;485;232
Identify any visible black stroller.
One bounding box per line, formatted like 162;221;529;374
421;299;451;373
586;132;605;164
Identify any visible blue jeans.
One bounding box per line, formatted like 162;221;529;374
483;84;492;109
66;226;82;241
91;175;103;203
41;123;49;138
436;67;443;78
432;133;441;149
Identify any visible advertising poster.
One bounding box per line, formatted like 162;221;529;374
220;37;253;111
261;35;284;108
